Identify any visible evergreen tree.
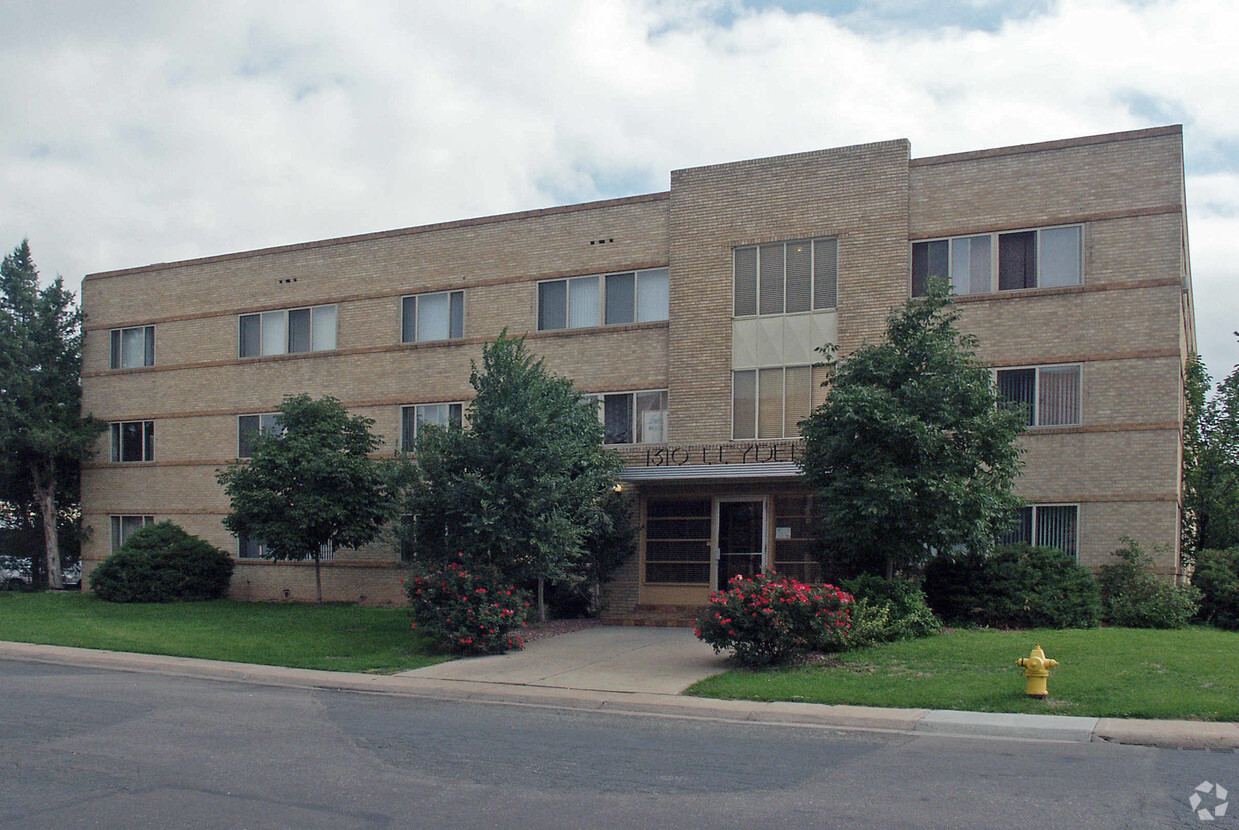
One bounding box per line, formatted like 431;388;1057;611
0;240;105;588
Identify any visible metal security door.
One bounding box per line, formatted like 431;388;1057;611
714;498;767;591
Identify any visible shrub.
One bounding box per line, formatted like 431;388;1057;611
1192;548;1239;630
406;556;528;655
1098;539;1200;629
838;574;942;645
90;521;234;603
694;572;852;666
924;544;1101;629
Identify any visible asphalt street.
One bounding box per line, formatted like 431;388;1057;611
0;659;1234;829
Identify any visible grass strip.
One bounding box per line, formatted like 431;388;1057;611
687;626;1239;721
0;592;449;674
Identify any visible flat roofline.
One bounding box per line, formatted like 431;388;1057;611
910;124;1182;168
86;124;1183;281
85;190;671;282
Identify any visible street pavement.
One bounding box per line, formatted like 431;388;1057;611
2;658;1236;829
2;627;1236;750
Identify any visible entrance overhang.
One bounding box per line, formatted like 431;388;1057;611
619;462;802;483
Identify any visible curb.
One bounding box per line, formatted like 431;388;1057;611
2;641;1235;750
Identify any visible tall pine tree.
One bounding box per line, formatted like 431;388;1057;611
0;241;105;588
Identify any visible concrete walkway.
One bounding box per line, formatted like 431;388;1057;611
400;626;728;694
3;634;1238;750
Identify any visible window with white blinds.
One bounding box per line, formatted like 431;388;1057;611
734;237;838;317
912;225;1081;297
537;268;669;330
240;305;336;357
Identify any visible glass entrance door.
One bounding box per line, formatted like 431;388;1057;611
715;498;766;590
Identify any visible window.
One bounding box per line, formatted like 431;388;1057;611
599;390;668;444
239;305;336;357
644;498;711;584
733;237;838;317
1000;505;1078;558
237;413;282;458
110;515;154;552
401;291;464;343
996;365;1081;427
912;225;1081;296
239;535;336;562
772;495;821;583
537;268;669;331
401;403;463;449
732;366;813;440
110;421;154;462
109;325;155;369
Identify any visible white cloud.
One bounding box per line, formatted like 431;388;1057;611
1;0;1237;376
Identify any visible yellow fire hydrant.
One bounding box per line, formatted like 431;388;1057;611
1016;644;1059;698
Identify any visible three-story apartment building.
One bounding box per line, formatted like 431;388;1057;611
81;125;1194;609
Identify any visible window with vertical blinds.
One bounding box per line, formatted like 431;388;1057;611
997;365;1081;427
733;366;815;439
734;237;838;317
1000;505;1078;559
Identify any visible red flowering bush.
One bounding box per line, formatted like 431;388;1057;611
694;571;853;666
405;556;529;655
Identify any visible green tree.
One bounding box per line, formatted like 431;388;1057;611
216;394;400;602
401;331;624;620
1183;347;1239;554
799;280;1026;579
0;240;105;588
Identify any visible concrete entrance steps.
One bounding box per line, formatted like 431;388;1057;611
602;604;709;628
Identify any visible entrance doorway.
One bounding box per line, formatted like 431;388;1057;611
715;498;766;590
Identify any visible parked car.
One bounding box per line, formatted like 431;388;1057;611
0;555;81;590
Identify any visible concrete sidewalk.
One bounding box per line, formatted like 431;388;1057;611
2;633;1237;751
400;626;728;694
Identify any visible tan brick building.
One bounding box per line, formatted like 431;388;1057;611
80;125;1195;609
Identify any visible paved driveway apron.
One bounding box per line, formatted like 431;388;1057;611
399;625;729;694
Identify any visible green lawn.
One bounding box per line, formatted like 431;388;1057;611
0;592;449;674
688;627;1239;721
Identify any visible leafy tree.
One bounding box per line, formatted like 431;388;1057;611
799;279;1026;579
0;240;105;588
216;394;400;602
1182;348;1239;554
401;331;624;620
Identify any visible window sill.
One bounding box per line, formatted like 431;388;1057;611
531;320;669;339
238;349;338;363
948;283;1086;303
733;308;837;320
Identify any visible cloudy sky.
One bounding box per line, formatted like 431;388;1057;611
2;0;1236;378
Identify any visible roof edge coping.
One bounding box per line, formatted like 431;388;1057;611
85;190;671;281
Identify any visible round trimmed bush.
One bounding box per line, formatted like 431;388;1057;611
405;557;528;655
90;522;234;603
924;544;1101;629
694;571;853;666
